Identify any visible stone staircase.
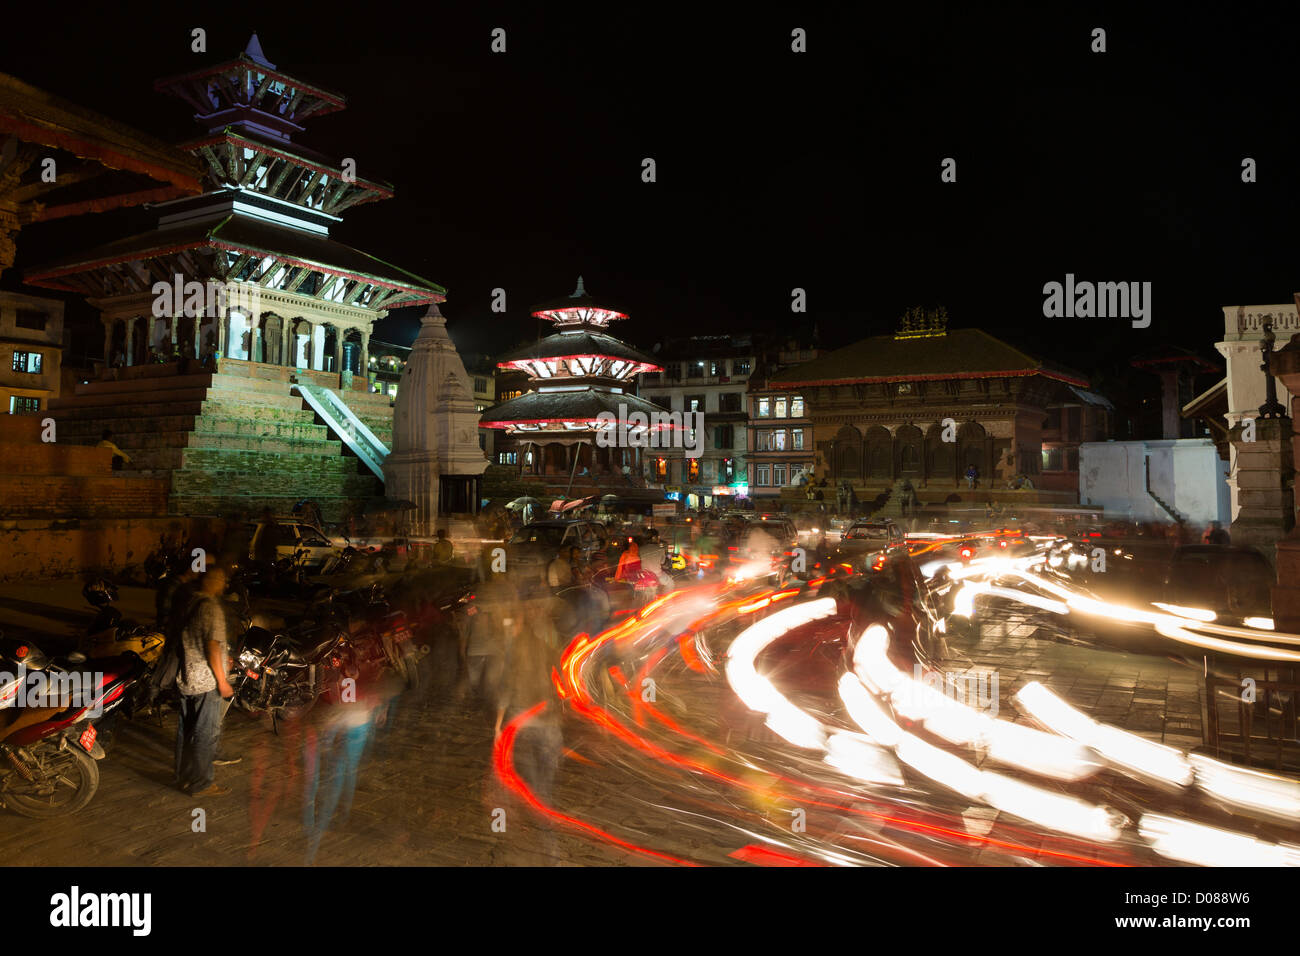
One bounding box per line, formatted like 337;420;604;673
48;361;392;521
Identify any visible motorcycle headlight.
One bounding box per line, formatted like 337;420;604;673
238;648;262;667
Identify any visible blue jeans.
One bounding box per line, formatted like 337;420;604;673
175;689;223;792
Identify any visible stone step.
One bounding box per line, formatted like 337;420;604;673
72;373;214;396
195;417;331;441
170;493;377;523
46;400;207;420
175;447;370;476
50;387;211;409
187;432;344;455
53;415;199;437
201;400;316;423
171;468;379;499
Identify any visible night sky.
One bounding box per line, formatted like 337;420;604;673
3;3;1298;398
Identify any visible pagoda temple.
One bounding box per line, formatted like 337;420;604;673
479;277;669;497
24;36;447;521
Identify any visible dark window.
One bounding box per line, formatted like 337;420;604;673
715;424;734;448
649;394;672;409
1066;407;1082;441
734;359;752;376
719;392;742;412
15;310;47;331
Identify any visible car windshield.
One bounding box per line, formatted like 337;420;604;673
509;526;567;548
846;526;890;540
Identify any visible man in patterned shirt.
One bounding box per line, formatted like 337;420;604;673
174;564;236;796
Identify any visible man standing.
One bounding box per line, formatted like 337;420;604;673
174;565;235;796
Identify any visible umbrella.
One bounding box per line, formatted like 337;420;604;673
559;496;596;513
506;496;542;510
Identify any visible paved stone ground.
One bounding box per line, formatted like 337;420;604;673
1;568;1286;866
943;613;1207;753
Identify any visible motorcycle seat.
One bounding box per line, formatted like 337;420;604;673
284;629;341;665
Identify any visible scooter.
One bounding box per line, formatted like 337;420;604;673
0;636;145;817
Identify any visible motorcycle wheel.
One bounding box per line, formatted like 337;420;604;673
394;651;421;691
1;741;99;817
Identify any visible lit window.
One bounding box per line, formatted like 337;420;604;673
772;429;787;451
11;351;42;374
791;396;804;416
792;428;803;450
9;396;39;413
775;397;787;418
735;359;751;376
757;398;770;417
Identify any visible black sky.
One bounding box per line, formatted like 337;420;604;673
3;3;1298;387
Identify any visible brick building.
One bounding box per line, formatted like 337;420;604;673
767;311;1092;508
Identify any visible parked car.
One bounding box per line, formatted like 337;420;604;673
247;520;346;572
833;520;905;570
507;519;610;579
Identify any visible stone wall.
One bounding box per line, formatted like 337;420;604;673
0;516;217;582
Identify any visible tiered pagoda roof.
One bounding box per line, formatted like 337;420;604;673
479;277;665;435
26;35;444;309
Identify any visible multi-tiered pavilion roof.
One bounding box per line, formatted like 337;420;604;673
480;277;665;436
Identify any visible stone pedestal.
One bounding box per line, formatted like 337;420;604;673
1269;336;1300;631
1227;417;1294;568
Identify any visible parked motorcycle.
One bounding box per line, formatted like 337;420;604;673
227;621;356;727
303;585;421;689
0;635;145;817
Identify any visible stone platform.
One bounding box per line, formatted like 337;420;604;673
47;359;395;521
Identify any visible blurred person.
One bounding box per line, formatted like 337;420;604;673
173;564;236;796
546;547;575;589
254;507;279;567
460;573;516;712
1203;521;1231;545
97;429;131;469
155;563;200;629
432;528;454;565
614;539;642;582
495;600;564;860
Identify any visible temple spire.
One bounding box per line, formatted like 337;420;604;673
573;275;586;298
244;33;276;69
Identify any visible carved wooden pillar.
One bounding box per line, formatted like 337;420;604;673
124;317;136;366
102;319;113;363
